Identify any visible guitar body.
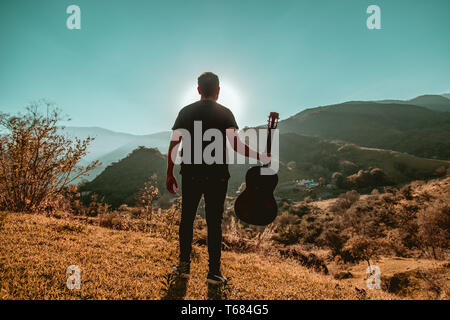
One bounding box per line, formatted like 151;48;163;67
234;166;278;226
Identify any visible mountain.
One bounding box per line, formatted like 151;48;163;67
441;93;450;100
80;147;169;207
278;101;450;160
68;94;450;182
65;126;171;180
64;127;138;163
81;135;449;206
408;95;450;113
377;94;450;113
73;93;450;197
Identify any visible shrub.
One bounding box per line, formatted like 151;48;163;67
334;271;353;279
418;204;450;259
99;211;123;229
331;172;344;188
329;190;360;213
0;103;98;212
345;168;389;188
272;212;302;245
322;229;348;256
135;174;159;216
289;202;311;217
341;235;383;266
339;160;358;175
279;248;328;274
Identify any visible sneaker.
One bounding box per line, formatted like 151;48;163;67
206;270;227;285
172;262;190;279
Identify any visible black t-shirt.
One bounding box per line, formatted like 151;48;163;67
172;100;238;178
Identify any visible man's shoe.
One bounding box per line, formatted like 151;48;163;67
206;270;227;285
172;262;190;279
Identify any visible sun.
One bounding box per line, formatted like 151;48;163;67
180;80;243;121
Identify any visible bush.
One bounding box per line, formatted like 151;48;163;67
0;103;98;212
329;190;360;213
99;211;124;229
331;172;344;188
339;160;358;175
289;202;311;217
345;168;389;188
279;248;328;274
341;235;383;266
322;229;348;256
135;174;159;216
272;212;302;245
418;204;450;259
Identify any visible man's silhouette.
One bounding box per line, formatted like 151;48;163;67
166;72;270;284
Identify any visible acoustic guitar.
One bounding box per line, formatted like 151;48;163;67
234;112;279;226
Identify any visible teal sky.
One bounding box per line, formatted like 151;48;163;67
1;0;449;134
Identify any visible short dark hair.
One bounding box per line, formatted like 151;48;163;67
198;72;219;97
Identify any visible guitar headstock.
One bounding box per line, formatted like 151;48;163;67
267;112;279;129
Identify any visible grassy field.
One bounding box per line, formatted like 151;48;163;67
0;212;396;300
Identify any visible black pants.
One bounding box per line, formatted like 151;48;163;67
179;175;228;273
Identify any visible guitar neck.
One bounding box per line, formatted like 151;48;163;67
265;112;278;155
266;127;272;155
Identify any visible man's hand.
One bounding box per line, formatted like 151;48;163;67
166;173;178;194
258;152;271;165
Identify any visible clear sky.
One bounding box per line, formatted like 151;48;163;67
1;0;449;134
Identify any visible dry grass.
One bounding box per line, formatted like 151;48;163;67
0;212;396;300
329;257;449;300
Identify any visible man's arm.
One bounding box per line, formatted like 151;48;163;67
166;131;182;194
226;127;271;164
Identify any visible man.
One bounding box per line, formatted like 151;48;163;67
166;72;270;284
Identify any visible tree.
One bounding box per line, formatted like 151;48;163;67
343;235;382;267
418;204;449;259
0;101;99;212
331;172;344;188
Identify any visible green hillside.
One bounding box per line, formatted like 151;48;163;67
80;133;449;206
408;95;450;113
377;94;450;113
279;133;448;182
69;94;450;183
80;147;170;207
278;101;450;160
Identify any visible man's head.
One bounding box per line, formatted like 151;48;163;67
197;72;220;100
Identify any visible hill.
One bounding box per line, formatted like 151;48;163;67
278;133;449;182
377;94;450;113
79;147;169;207
65;126;170;180
67;94;450;182
278;101;450;160
408;95;450;113
0;211;394;300
2;175;448;300
80;134;449;206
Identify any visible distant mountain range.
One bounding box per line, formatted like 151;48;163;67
70;93;450;183
81;134;449;207
278;95;450;160
64;126;170;180
376;94;450;113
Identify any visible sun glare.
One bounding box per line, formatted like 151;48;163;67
180;80;243;121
